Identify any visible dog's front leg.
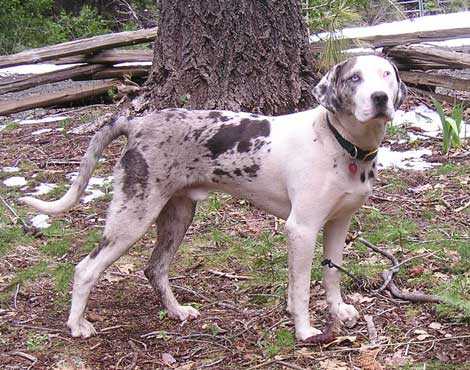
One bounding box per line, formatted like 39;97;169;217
323;216;359;327
286;217;322;340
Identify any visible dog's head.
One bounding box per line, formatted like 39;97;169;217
313;55;407;123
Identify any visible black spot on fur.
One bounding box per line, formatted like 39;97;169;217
360;171;366;182
213;168;232;177
372;161;376;169
237;141;251;153
142;145;149;151
121;148;149;200
333;160;337;168
220;116;230;122
368;170;374;179
234;168;243;176
90;237;109;259
243;164;260;177
135;131;143;138
193;128;205;141
193;158;199;162
205;119;270;159
208;111;223;121
165;113;174;122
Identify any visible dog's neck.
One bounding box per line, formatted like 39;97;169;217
328;111;386;152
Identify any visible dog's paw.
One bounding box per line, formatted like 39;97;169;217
331;302;359;327
168;305;200;321
67;318;97;338
295;326;323;341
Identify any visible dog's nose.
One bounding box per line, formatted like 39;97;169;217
371;92;388;107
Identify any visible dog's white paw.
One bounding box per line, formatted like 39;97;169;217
67;318;97;338
331;302;359;327
295;326;323;341
168;305;200;321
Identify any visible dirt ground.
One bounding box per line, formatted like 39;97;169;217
0;95;469;369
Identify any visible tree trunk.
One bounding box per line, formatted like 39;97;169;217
142;0;317;115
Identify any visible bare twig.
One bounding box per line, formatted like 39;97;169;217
207;269;251;280
364;315;378;345
0;195;29;229
356;237;442;303
9;352;37;369
455;199;470;212
13;284;19;310
275;360;307;370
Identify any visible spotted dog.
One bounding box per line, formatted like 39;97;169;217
20;55;406;341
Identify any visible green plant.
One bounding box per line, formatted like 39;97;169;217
56;5;110;41
433;99;463;154
25;333;48;351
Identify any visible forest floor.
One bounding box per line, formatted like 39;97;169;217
0;96;469;369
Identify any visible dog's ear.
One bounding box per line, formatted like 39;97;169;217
312;61;347;113
392;63;407;109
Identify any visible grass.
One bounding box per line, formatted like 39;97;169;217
263;328;295;357
40;238;70;257
25;333;48;352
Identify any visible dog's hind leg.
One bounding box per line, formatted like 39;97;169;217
67;191;168;338
144;195;200;321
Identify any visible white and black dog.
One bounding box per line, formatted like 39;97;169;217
21;55;406;341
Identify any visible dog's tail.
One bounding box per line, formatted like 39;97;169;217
20;116;129;215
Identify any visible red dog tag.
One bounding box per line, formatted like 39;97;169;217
348;162;358;174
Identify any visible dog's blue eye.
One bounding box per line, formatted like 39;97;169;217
350;74;360;82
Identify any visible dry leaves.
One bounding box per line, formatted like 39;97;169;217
357;348;384;370
319;359;348;370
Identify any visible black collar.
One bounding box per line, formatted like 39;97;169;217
326;114;378;162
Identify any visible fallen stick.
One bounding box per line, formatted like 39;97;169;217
0;28;158;68
364;315;378;345
400;70;470;92
0;79;118;116
207;269;251;280
53;49;154;65
0;64;107;95
72;66;149;81
356;237;442;303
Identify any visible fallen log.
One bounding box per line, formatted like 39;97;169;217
393;59;452;71
0;64;107;95
400;71;470;92
53;49;154;65
409;87;469;106
72;66;149;80
0;28;158;69
0;80;118;116
386;44;470;69
311;26;470;52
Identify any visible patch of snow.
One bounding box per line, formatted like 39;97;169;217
32;128;53;136
2;166;20;173
65;173;113;203
0;64;82;77
378;147;437;171
311;11;470;42
114;62;152;67
31;214;51;229
392;105;469;140
30;183;57;196
3;176;27;187
18;116;69;125
83;189;105;203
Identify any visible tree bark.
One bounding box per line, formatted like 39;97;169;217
142;0;316;115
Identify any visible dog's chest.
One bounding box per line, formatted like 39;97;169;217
330;163;377;217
